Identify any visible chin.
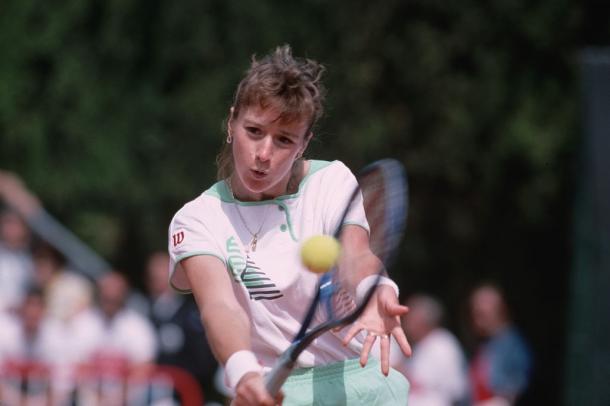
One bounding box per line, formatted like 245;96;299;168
243;179;271;193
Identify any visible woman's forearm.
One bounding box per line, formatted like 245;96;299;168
200;300;253;364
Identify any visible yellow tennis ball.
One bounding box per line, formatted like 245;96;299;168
300;235;341;273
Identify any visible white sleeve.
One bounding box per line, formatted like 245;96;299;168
323;161;369;235
168;202;226;293
0;314;21;363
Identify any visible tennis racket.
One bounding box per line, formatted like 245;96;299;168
265;158;409;395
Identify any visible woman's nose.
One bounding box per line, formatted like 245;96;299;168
256;136;273;162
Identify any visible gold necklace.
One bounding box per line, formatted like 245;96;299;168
226;178;269;252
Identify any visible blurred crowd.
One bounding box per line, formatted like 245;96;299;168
0;171;221;405
392;285;533;406
0;170;533;406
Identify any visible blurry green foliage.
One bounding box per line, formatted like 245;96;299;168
0;2;588;284
0;0;583;280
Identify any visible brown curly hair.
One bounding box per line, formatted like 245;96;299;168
216;45;326;180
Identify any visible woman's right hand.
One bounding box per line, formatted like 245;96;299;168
231;372;283;406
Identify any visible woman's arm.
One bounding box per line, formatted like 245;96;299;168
338;224;384;287
181;255;278;406
182;255;250;364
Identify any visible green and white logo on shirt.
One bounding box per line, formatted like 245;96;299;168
226;236;283;301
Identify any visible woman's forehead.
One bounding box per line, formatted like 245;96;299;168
240;104;310;131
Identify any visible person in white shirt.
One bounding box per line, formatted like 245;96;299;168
395;294;469;406
168;44;411;406
0;311;20;365
85;271;157;367
32;242;94;322
0;286;73;404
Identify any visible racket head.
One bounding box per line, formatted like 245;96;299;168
299;159;409;346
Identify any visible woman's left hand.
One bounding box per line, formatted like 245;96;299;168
340;285;411;375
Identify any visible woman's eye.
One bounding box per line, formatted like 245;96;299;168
246;127;261;135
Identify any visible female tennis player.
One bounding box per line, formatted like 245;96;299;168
168;45;411;405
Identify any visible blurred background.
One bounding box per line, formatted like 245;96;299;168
0;0;609;405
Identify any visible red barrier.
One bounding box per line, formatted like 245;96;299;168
0;359;204;405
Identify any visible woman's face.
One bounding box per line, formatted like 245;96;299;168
229;104;311;201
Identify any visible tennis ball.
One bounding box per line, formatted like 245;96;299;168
300;235;341;273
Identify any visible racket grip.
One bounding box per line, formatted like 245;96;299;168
264;354;295;396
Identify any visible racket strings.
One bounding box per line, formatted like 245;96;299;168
310;274;356;325
329;284;357;318
361;172;394;265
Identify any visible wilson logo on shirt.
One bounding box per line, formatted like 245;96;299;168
226;236;283;301
172;230;185;247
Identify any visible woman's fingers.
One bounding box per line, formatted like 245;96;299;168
379;333;391;375
359;332;376;366
392;325;412;357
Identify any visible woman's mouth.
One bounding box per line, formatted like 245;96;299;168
251;169;268;179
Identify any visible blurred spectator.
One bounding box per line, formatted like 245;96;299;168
145;250;220;401
32;241;94;322
0;285;74;403
396;293;469;406
469;283;532;406
69;271;158;404
0;208;34;312
85;270;158;370
12;286;61;360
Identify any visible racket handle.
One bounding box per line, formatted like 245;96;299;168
265;352;296;396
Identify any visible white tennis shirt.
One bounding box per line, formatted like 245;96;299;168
168;160;369;369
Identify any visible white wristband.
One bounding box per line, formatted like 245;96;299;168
355;275;399;303
224;350;262;390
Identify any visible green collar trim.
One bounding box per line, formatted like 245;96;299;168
204;159;333;205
